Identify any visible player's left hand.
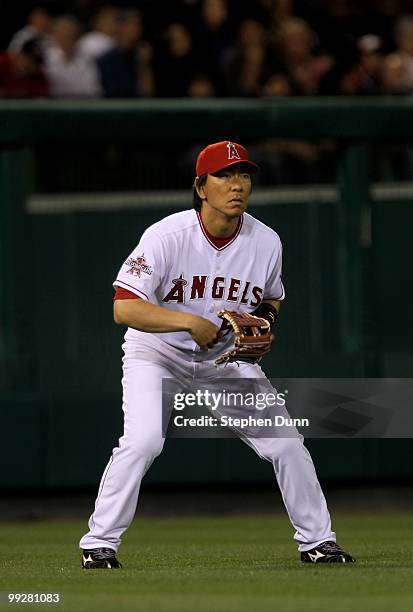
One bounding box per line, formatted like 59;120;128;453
214;310;273;366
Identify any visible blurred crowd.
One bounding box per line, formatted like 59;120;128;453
3;0;413;99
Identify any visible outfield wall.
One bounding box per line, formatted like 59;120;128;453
0;100;412;488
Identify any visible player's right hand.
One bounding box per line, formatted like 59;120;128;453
187;315;220;350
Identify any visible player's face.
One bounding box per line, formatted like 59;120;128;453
199;166;252;219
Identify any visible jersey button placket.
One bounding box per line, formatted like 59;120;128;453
205;250;220;316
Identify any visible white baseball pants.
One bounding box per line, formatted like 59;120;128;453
80;336;335;553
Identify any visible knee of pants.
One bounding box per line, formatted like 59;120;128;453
258;436;305;462
118;433;165;463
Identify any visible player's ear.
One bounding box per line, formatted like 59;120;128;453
194;176;207;201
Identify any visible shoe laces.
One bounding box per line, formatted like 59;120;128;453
90;548;117;560
321;541;343;553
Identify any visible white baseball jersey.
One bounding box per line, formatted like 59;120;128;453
113;209;285;359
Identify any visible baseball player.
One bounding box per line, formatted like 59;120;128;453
79;141;354;567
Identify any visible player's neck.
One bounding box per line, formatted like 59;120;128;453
200;207;241;238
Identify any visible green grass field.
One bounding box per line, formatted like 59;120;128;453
0;513;412;612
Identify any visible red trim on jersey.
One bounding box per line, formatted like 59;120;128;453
197;211;243;251
113;280;149;300
113;287;141;301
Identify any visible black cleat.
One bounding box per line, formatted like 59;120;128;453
301;541;355;564
82;548;122;569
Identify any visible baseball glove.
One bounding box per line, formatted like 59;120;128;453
214;310;273;366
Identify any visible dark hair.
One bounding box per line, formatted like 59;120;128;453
192;174;208;211
21;37;44;65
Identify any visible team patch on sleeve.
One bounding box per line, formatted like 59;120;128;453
125;253;153;278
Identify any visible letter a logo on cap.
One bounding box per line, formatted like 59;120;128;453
196;140;259;176
227;142;241;161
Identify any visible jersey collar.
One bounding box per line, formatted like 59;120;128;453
196;211;243;251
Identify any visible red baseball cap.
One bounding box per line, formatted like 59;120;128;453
196;141;259;177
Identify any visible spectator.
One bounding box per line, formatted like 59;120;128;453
199;0;233;57
195;0;235;92
155;23;197;96
97;9;154;97
223;19;279;96
382;15;413;93
77;5;120;62
8;5;54;53
44;15;102;98
266;0;296;37
357;0;403;54
276;18;333;95
0;38;49;98
340;35;384;95
286;0;355;71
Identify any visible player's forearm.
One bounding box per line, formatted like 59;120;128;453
113;298;194;333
